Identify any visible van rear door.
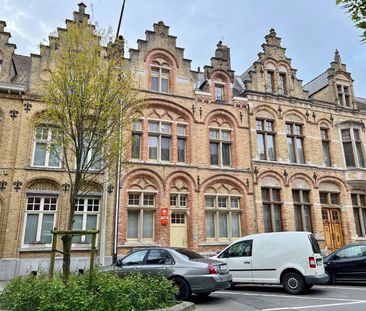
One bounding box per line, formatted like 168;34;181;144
308;234;325;275
218;239;253;282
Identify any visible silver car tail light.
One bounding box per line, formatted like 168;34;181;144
208;263;218;274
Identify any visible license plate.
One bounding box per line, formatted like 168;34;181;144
316;258;323;266
219;264;228;273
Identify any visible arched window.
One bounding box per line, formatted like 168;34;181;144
32;126;61;168
126;176;157;241
261;176;283;232
204;182;242;239
22;180;60;246
209;117;232;167
256;110;276;161
150;59;170;93
286;115;305;164
265;63;276;93
292;179;312;232
278;65;288;95
214;77;227;103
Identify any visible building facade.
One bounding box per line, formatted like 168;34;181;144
1;4;366;279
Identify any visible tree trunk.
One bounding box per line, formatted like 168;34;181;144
61;233;72;283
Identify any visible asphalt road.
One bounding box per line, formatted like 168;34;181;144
190;284;366;311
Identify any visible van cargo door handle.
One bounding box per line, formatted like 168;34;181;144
244;261;250;264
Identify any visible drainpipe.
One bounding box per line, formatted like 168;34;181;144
99;168;109;266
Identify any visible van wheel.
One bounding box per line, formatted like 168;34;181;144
282;272;306;295
171;277;191;300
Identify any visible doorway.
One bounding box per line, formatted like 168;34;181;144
170;213;187;247
322;208;344;253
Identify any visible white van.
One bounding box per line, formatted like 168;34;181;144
213;232;328;294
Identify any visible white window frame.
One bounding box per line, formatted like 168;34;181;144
170;192;188;210
127;191;156;241
214;81;226;102
32;126;62;168
151;64;170;93
72;197;100;244
148;119;172;162
204;194;241;240
22;195;58;246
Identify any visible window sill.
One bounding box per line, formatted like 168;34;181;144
18;246;52;252
26;166;64;172
353;237;366;241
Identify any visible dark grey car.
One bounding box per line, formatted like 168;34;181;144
108;247;232;300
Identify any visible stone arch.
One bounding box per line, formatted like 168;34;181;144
204;109;240;128
211;69;233;83
145;48;179;68
166;171;196;192
289;173;315;188
24;177;61;192
317;118;332;127
122;169;164;192
254;106;277;120
318;176;348;193
80;181;103;194
277;61;291;73
283;109;306;123
200;174;248;194
265;61;276;71
257;171;285;187
145;99;193;121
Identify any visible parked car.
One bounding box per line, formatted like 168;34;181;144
213;232;328;294
106;247;232;300
323;243;366;284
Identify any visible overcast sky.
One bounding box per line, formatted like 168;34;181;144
2;0;365;97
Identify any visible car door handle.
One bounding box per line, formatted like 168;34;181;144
244;261;251;264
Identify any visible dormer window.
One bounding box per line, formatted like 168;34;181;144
215;84;225;102
151;61;170;93
337;84;351;108
279;73;286;95
266;71;275;93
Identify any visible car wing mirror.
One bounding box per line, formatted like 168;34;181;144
116;259;123;267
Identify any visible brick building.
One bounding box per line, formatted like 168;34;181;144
1;4;366;279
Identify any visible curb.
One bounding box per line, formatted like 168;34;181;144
151;301;195;311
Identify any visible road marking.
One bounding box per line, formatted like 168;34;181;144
261;300;366;310
216;291;364;302
318;285;366;291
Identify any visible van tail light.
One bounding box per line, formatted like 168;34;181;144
309;256;316;268
208;263;217;274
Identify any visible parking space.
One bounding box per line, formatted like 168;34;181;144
192;284;366;311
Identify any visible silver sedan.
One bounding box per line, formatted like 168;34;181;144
109;247;232;300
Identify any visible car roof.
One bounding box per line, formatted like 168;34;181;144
236;231;312;241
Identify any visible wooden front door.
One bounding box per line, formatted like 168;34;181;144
322;208;344;253
170;213;187;247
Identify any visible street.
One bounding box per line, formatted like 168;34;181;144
190;284;366;311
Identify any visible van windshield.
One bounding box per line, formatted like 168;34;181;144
308;234;321;254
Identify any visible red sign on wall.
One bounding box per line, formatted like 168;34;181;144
160;207;169;225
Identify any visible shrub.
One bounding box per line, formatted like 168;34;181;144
0;271;177;311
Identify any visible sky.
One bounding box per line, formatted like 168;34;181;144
1;0;366;97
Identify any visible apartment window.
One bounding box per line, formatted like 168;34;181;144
266;71;275;93
205;195;240;239
131;120;142;159
321;128;331;167
151;65;169;93
81;133;101;170
23;196;57;245
170;193;188;208
262;188;282;232
337;84;351;108
292;189;312;232
127;192;155;240
341;128;365;167
73;198;99;243
256;119;275;161
177;124;187;163
319;191;339;205
32;127;61;168
148;121;171;161
286;123;305;164
215;84;225;102
209;128;232;166
279;73;287;95
351;193;366;237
